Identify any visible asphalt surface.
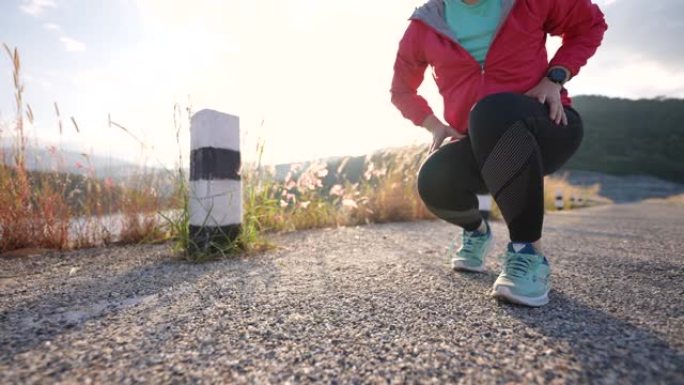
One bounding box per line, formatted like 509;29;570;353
1;201;682;384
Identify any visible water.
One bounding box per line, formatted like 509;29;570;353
66;210;181;245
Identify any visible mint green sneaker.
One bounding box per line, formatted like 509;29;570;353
491;243;551;307
450;220;493;273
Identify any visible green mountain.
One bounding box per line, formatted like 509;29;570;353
0;145;149;180
567;95;684;183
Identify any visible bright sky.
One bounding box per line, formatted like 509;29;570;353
1;0;683;167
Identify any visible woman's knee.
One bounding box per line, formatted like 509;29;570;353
417;147;464;207
416;157;442;205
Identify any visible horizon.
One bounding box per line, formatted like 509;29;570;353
1;93;681;172
2;0;683;167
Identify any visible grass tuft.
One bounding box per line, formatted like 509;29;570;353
644;193;684;206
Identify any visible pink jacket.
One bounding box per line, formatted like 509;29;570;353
390;0;607;134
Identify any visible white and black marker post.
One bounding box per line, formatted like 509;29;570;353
555;189;564;211
189;109;242;253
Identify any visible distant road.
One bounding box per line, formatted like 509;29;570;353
1;201;682;384
562;170;684;203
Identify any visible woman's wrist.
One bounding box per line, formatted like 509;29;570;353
547;65;571;85
421;114;443;132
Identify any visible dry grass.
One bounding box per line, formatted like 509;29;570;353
241;144;607;239
0;45;171;254
0;45;608;257
544;173;610;211
0;45;71;251
239;145;434;236
663;194;684;205
117;173;168;244
357;146;434;223
644;193;684;206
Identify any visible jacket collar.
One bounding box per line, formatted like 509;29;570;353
410;0;516;44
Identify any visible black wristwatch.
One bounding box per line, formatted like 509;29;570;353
546;67;569;86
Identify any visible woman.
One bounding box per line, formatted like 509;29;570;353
391;0;607;306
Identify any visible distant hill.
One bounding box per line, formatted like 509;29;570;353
0;145;163;181
5;95;681;187
271;96;684;187
266;96;684;202
272;154;368;185
568;95;684;183
0;145;179;201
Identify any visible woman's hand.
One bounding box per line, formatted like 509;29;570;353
422;114;465;153
525;77;568;126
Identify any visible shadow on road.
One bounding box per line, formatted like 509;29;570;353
452;267;683;382
0;255;216;364
500;290;684;384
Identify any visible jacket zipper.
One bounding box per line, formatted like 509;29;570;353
482;0;517;73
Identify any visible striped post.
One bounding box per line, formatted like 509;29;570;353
189;109;242;253
477;194;492;220
555;189;564;211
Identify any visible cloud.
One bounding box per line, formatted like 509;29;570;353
59;36;86;52
43;22;62;32
556;0;684;98
20;0;57;17
23;73;53;89
43;23;85;54
599;0;684;70
571;58;684;98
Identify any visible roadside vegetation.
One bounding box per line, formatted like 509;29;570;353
644;194;684;206
0;46;604;259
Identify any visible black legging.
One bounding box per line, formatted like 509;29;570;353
417;92;583;243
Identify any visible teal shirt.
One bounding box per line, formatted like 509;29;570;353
444;0;502;65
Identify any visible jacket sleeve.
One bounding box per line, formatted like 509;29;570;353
390;21;434;126
544;0;608;78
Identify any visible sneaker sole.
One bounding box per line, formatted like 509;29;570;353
451;260;486;273
451;233;494;273
491;285;549;307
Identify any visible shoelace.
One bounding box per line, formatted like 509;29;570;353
503;253;533;278
461;234;476;253
458;230;485;256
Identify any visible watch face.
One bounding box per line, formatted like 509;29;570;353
548;69;566;83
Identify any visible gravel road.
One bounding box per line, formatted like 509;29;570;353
1;201;682;384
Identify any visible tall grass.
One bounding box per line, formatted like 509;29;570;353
238;145;604;239
0;45;172;253
0;45;70;251
0;45;606;257
644;193;684;206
